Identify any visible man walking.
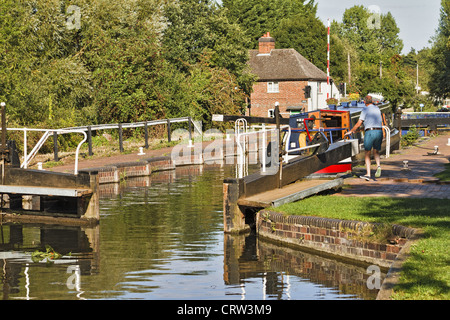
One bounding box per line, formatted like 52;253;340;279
344;95;383;181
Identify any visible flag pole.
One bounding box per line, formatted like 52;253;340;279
327;18;330;99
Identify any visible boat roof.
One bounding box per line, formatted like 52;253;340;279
335;102;391;115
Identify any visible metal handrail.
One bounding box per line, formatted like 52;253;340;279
6;117;196;174
383;126;391;158
62;117;192;132
7;128;86;174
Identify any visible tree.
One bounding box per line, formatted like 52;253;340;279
186;52;246;129
162;1;251;85
161;0;253;119
274;15;347;82
429;0;450;99
79;0;186;124
0;0;92;127
222;0;316;48
0;0;254;131
334;5;409;107
335;6;403;65
222;0;347;81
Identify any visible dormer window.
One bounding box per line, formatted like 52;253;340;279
267;82;279;93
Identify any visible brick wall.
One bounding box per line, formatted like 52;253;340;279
257;238;382;299
80;156;175;185
257;210;417;268
249;81;308;117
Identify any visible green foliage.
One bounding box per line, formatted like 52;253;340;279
403;93;436;112
1;0;446;133
31;245;63;263
186;52;246;129
401;126;420;147
336;6;403;65
0;0;92;127
0;0;248;130
429;0;450;99
333;5;421;108
222;0;316;47
325;98;338;105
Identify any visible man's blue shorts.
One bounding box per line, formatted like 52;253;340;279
364;129;383;151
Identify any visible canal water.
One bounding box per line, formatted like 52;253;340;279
0;164;383;300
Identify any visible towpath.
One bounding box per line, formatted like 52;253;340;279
336;133;450;199
49;140;215;174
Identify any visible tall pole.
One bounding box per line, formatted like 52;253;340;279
416;64;419;94
327;18;330;99
347;52;351;85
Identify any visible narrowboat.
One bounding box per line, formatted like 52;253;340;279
286;100;401;175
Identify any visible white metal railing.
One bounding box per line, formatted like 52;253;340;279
383;126;391;158
234;121;334;178
7;128;86;174
234;120;283;178
6;117;195;174
62;117;193;132
235;118;248;179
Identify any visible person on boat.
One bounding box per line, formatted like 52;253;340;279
344;95;382;181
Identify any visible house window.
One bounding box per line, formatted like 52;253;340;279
267;82;279;93
268;109;274;118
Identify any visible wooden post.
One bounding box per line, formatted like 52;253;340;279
188;117;192;142
80;171;99;221
167;119;171;142
118;123;124;153
223;178;249;234
53;131;59;162
87;126;93;156
395;108;402;136
144;122;149;149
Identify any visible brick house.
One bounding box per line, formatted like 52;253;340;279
248;32;340;117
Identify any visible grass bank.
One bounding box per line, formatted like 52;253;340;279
434;163;450;182
274;196;450;300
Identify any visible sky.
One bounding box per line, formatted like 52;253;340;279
315;0;442;54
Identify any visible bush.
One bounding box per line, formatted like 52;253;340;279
401;126;420;146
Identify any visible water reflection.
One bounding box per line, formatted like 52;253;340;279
0;164;384;300
224;233;383;300
0;223;99;300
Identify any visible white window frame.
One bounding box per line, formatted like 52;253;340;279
267;82;279;93
268;109;275;118
317;81;322;94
